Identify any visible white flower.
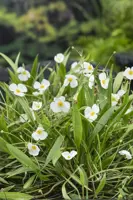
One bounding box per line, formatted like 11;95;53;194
71;62;78;69
17;67;30;81
20;109;36;123
50;96;70;113
62;150;77;160
71;62;81;73
84;104;99;122
117;89;126;97
63;75;78;88
28;143;40;156
9;83;27;96
119;150;132;160
32;127;48;141
83;62;94;74
32;101;42;111
123;67;133;80
89;75;95;89
54;53;64;63
33;79;50;93
99;72;109;89
111;94;120;106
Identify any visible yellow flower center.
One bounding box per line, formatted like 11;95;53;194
90;111;95;116
67;155;71;159
40;84;45;89
36;130;42;135
128;70;133;75
16;89;21;93
101;79;106;84
57;101;64;107
68;77;73;82
35;104;40;108
112;96;116;101
22;71;27;75
88;65;92;70
32;145;37;150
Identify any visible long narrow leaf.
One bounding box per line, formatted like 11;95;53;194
0;192;32;200
72;102;83;147
44;135;64;167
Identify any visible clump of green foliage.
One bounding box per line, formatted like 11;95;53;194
2;0;133;68
76;0;133;67
0;50;133;199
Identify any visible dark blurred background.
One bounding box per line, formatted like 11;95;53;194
0;0;133;70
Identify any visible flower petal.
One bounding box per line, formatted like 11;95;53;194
70;150;77;158
84;107;91;117
119;150;132;160
70;80;78;88
61;151;71;160
17;67;25;73
9;83;17;91
99;72;107;80
50;102;61;113
18;74;29;81
54;53;64;63
32;132;40;141
71;62;78;69
63;79;69;87
117;89;125;97
18;84;27;92
92;104;99;113
34;81;40;89
62;102;70;113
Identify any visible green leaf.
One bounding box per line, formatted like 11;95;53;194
41;114;51;129
78;167;88;187
0;53;17;72
8;69;19;83
84;85;94;106
0;113;8;132
72;102;83;147
17;98;35;122
57;63;66;83
77;86;86;108
0;137;9;153
0;177;9;184
96;173;106;195
107;101;131;131
63;48;71;66
15;52;21;68
7;167;30;178
28;55;39;85
6;143;39;173
62;183;71;200
52;149;61;166
121;123;133;139
102;153;116;169
36;62;50;80
1;185;15;192
0;192;32;200
44;135;64;167
113;72;124;93
107;65;113;107
23;175;36;189
89;106;115;144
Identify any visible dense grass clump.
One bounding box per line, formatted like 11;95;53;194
0;50;133;200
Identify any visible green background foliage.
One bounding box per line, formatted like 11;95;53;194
0;0;133;68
